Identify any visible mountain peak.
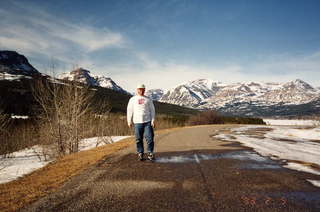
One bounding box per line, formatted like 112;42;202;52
0;50;39;76
284;79;314;90
58;68;129;94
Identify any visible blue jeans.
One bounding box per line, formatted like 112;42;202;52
134;121;154;154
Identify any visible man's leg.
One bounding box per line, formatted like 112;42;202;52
144;121;154;154
134;123;144;154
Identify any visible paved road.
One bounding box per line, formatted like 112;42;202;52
23;125;320;212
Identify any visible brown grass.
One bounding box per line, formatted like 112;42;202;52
0;137;134;212
0;127;187;212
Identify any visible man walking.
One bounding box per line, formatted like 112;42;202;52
127;84;156;161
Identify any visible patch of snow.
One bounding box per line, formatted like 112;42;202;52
225;125;320;187
264;119;320;126
222;151;269;162
11;115;29;119
0;146;49;184
213;134;234;141
284;162;320;175
157;155;195;163
231;132;320;166
0;73;25;81
79;136;131;151
0;136;130;184
307;180;320;188
266;127;320;141
157;151;270;164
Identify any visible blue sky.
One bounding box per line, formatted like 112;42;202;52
1;0;320;91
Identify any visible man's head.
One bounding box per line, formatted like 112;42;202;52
136;84;146;96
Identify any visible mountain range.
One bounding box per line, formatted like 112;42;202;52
150;79;320;117
1;50;320;117
58;68;128;94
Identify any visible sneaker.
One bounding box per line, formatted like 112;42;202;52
147;153;155;161
138;153;144;161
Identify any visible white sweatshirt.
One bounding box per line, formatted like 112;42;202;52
127;95;155;124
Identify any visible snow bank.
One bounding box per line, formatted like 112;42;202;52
79;136;131;151
284;162;320;176
216;125;320;187
266;127;320;141
0;146;49;184
263;119;320;126
230;133;320;165
307;180;320;187
0;136;130;184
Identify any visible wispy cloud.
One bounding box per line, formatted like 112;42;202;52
243;51;320;87
111;50;320;91
0;2;124;68
105;51;244;91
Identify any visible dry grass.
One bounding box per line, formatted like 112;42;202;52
0;137;134;212
0;127;187;212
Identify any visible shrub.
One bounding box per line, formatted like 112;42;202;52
187;110;223;125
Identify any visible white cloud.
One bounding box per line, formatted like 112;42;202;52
101;52;245;92
109;50;320;92
246;51;320;87
0;2;124;68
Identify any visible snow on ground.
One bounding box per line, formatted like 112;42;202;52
79;136;131;151
0;136;130;184
215;125;320;187
0;73;31;81
284;162;320;175
266;127;320;141
263;119;320;126
307;180;320;187
11;115;29;119
0;146;49;184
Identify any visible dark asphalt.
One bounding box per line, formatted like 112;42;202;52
22;125;320;212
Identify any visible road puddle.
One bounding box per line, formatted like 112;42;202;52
156;151;282;169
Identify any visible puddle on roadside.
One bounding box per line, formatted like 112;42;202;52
156;151;283;170
238;163;281;170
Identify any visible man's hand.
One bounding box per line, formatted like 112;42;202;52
128;123;132;128
151;120;155;128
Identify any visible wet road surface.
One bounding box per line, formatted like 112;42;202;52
22;125;320;212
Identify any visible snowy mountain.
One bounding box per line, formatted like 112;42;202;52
58;68;129;94
145;89;164;101
158;78;320;116
160;79;223;106
0;50;40;76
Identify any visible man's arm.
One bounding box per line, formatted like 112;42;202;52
150;99;155;127
127;98;133;127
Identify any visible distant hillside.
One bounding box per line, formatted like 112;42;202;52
0;76;197;118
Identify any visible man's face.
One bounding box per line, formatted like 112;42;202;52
137;88;145;96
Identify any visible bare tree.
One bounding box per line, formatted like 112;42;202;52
32;78;93;156
0;110;11;157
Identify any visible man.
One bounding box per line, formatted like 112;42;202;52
127;84;156;161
